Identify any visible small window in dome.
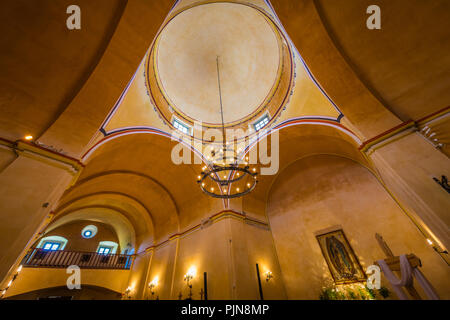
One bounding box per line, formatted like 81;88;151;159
254;114;269;131
173;118;191;135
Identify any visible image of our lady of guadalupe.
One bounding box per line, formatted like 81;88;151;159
326;235;356;280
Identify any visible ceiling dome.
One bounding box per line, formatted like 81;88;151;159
146;2;294;135
156;2;279;124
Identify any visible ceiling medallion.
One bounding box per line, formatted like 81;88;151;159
197;57;258;199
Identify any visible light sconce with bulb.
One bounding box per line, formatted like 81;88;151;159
124;285;134;299
148;277;159;299
183;266;196;299
265;271;273;282
0;265;22;299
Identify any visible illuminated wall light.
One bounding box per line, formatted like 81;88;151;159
124;284;134;299
247;183;251;187
149;276;159;298
185;266;196;279
265;271;273;282
210;187;214;192
236;188;240;192
427;239;433;246
149;276;159;288
201;183;205;187
24;135;33;141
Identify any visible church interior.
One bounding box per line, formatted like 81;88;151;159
0;0;449;300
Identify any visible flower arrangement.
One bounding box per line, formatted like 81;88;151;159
319;282;391;300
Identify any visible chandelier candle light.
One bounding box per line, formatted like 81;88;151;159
197;57;258;199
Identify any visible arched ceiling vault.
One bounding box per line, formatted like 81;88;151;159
313;0;450;122
58;133;222;241
0;0;175;157
271;0;450;137
2;0;448;247
53;193;154;250
58;173;179;242
0;0;128;142
242;122;373;219
2;0;448;155
45;207;136;254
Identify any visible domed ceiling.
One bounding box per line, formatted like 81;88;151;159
95;0;342;151
146;1;295;134
155;3;280;125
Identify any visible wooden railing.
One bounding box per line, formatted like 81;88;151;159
22;248;133;270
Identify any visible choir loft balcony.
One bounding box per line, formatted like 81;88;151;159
22;248;134;270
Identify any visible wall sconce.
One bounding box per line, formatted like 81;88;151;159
11;265;22;282
0;265;23;298
148;277;158;299
265;271;273;282
184;266;196;299
124;285;133;299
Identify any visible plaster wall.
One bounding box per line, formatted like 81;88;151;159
37;220;120;253
4;267;129;298
267;154;450;299
0;156;72;286
369;132;450;251
129;215;285;300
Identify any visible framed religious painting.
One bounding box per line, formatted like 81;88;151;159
316;229;366;284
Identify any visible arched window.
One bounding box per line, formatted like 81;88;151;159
96;241;118;254
37;236;68;251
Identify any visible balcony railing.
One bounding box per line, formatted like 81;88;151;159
22;248;133;270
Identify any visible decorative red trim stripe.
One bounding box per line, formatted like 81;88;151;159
358;120;414;151
416;105;450;124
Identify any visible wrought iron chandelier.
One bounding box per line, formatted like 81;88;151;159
197;57;258;199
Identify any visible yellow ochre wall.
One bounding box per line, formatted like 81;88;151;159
126;215;287;300
3;267;129;299
267;154;450;299
36;220;120;253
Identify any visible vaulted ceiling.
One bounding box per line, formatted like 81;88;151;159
2;0;449;249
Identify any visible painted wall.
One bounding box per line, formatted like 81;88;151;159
6;285;122;300
267;154;450;299
0;156;73;287
131;215;286;300
4;267;129;298
369;132;450;252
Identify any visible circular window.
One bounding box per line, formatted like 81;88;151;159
81;225;97;239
